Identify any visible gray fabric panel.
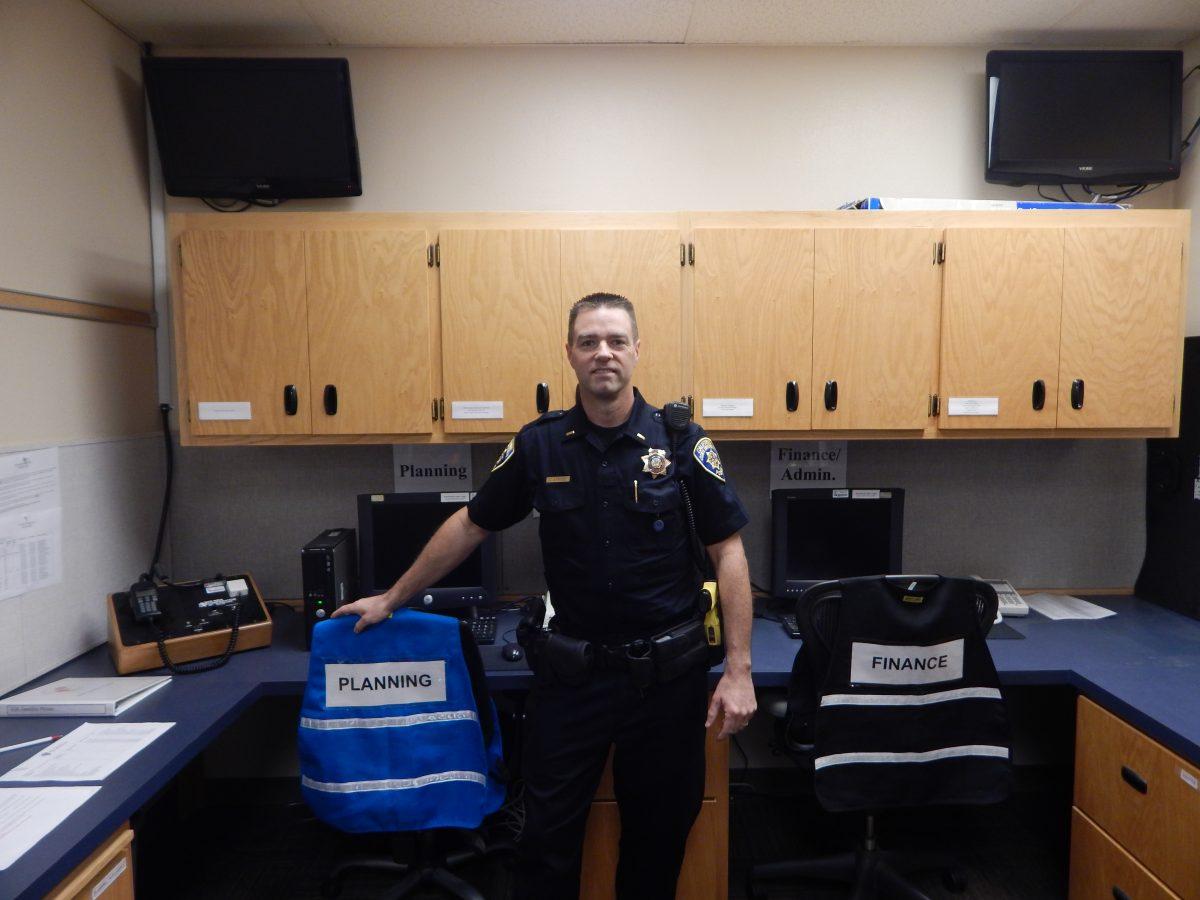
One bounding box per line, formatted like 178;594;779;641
170;438;1145;600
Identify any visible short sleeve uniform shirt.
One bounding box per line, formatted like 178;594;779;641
468;389;748;641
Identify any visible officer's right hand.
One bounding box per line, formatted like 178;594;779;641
330;593;399;633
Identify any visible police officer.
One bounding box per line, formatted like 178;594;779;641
334;292;756;899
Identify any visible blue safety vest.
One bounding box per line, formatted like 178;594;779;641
298;611;505;833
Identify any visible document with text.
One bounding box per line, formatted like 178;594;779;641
0;786;100;870
0;722;174;783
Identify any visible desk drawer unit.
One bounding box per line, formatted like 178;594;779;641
45;823;134;900
1074;697;1200;899
1070;809;1179;900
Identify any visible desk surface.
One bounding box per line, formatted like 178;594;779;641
2;597;1199;899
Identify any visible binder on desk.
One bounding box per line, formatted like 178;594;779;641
0;676;170;717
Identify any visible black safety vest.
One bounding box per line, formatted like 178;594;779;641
800;576;1011;812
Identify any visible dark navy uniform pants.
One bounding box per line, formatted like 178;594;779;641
515;664;709;899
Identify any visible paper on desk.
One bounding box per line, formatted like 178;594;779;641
0;722;173;783
0;785;99;870
1023;593;1116;621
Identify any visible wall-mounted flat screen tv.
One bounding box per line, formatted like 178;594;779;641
144;57;362;200
986;50;1181;186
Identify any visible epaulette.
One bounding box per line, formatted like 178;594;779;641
533;409;567;424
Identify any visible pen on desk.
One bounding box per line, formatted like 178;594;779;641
0;735;62;755
634;479;638;503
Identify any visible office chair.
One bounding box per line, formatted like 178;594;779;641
299;611;511;900
749;575;1012;900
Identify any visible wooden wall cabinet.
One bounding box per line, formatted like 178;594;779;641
172;210;1186;445
938;227;1064;430
692;228;815;431
811;227;941;432
560;229;685;410
178;227;433;439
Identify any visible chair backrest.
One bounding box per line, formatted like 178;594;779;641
787;574;1011;812
298;610;506;834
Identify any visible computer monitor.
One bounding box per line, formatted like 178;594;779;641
771;488;905;600
356;492;497;611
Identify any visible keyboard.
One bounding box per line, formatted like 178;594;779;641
986;580;1030;617
466;614;497;645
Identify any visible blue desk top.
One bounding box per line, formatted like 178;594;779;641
3;597;1199;899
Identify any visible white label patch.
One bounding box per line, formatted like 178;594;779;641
850;639;965;685
326;662;447;707
702;398;754;417
451;401;503;420
948;397;999;416
92;856;127;899
1181;768;1199;791
197;401;252;420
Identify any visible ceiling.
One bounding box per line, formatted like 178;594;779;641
83;0;1200;49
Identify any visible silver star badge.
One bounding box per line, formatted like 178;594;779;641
641;448;671;478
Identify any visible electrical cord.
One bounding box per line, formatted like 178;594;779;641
153;599;243;674
200;197;286;212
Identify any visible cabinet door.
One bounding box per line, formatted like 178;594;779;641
180;230;310;436
1058;227;1183;430
439;230;562;434
306;230;433;435
939;228;1064;430
812;228;940;431
692;228;814;431
560;230;683;410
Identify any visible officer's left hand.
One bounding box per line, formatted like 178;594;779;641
706;670;756;740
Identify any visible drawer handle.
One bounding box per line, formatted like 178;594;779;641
283;384;298;416
536;382;550;415
786;380;799;413
1120;765;1148;794
1071;378;1085;410
1112;888;1131;900
323;384;338;416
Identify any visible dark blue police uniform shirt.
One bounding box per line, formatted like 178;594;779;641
467;389;748;641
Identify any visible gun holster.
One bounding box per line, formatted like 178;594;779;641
516;597;595;687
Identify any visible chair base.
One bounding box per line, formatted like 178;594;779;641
747;816;966;900
321;829;513;900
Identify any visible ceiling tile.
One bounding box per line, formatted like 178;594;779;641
85;0;331;47
299;0;694;46
1039;0;1200;47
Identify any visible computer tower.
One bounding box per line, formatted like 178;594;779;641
301;528;357;649
1136;336;1200;622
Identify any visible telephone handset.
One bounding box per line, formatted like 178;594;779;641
129;580;163;623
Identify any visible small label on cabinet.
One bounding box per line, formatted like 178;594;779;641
702;398;754;417
1181;768;1199;791
451;401;504;420
947;397;999;417
197;401;252;421
92;856;127;899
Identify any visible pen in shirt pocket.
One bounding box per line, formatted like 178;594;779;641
633;479;638;503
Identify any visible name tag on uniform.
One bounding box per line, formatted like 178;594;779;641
849;639;964;685
545;475;571;484
326;661;447;706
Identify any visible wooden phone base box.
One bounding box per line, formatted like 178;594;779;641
106;573;273;675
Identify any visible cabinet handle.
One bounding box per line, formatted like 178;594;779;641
1071;379;1085;410
323;384;338;416
536;382;550;414
1113;888;1132;900
1120;765;1148;794
283;385;298;416
1032;379;1045;411
786;381;799;413
824;380;838;412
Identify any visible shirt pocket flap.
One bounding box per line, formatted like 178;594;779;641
622;481;682;514
533;483;586;512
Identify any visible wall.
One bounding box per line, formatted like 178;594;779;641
160;44;1165;598
0;0;163;694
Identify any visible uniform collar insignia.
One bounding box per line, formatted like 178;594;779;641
641;448;671;478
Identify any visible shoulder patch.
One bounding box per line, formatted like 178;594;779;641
491;438;516;473
693;437;726;482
